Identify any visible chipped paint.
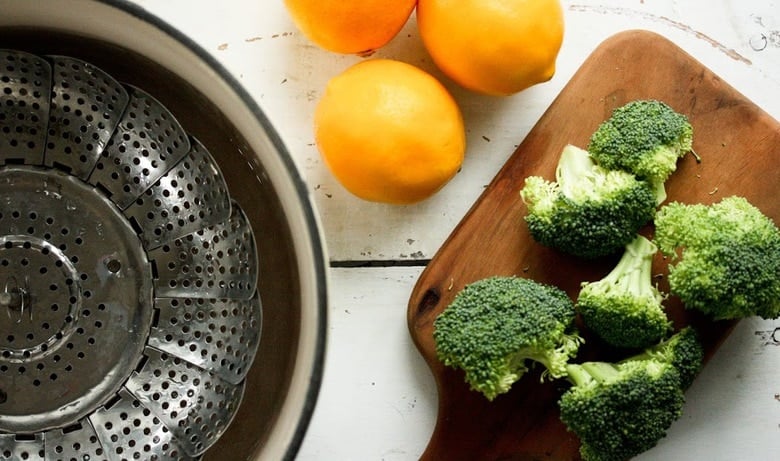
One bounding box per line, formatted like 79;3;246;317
569;4;753;65
750;14;780;50
754;327;780;346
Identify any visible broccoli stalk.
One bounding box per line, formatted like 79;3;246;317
559;327;703;461
520;144;657;259
576;235;671;349
654;196;780;320
587;99;693;204
433;276;584;401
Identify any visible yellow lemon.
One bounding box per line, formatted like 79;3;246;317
314;59;466;204
284;0;417;55
417;0;565;95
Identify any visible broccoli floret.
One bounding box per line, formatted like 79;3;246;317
520;144;657;259
433;276;584;401
560;360;683;461
654;196;780;320
587;99;693;201
576;235;671;348
559;328;702;461
629;326;704;390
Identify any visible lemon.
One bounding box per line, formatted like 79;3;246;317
417;0;565;95
284;0;417;55
314;59;466;204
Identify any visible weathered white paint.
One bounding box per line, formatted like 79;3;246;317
297;267;437;460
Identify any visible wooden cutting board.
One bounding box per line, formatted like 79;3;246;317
407;30;780;461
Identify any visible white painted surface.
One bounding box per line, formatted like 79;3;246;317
127;1;780;459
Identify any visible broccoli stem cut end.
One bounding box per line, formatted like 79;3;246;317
556;144;597;199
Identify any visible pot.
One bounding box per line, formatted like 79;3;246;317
0;1;328;459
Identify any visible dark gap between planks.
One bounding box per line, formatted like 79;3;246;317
330;259;431;268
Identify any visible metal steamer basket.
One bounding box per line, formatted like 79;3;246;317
0;49;263;459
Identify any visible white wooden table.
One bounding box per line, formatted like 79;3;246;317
131;1;780;459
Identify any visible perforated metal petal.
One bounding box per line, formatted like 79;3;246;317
150;202;258;299
0;49;51;166
88;85;190;209
44;55;129;180
124;136;232;250
125;347;243;457
0;433;44;460
90;388;197;461
43;419;106;461
148;293;262;385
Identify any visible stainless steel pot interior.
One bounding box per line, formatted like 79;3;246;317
0;1;328;460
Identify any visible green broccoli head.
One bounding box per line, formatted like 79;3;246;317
560;357;685;461
433;276;583;401
520;145;657;260
587;99;693;188
576;235;671;349
654;196;780;320
560;328;702;460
